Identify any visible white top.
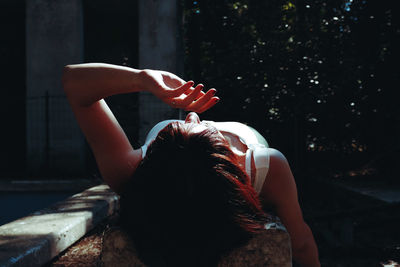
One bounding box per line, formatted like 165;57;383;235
141;120;270;194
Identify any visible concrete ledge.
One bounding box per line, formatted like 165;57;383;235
0;184;118;267
218;221;292;266
100;216;292;266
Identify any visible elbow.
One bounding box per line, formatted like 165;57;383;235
62;65;81;102
62;65;83;107
62;65;73;94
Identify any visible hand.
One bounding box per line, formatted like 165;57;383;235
140;69;219;113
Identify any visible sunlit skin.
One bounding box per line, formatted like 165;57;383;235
62;63;320;267
183;112;225;139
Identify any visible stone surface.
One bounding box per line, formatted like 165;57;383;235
101;227;146;267
338;183;400;204
218;222;292;267
99;216;292;267
48;213;119;267
0;185;118;267
49;233;103;267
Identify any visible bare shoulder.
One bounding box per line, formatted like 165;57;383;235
267;148;288;163
259;148;297;208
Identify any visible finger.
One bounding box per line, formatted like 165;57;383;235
194;90;206;99
181;86;205;97
162;81;194;98
165;84;204;108
196;97;220;113
185;89;217;111
178;84;204;107
180;85;206;97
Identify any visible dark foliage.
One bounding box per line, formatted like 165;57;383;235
183;0;399;177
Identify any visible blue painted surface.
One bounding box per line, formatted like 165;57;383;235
0;192;75;226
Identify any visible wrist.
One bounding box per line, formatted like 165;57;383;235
135;69;146;92
136;69;154;93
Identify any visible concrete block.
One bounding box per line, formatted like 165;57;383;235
100;216;292;267
0;185;118;267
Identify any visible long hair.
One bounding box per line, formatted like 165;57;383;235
120;122;267;266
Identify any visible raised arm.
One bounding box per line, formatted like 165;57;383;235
62;63;218;193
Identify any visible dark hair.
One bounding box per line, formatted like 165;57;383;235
120;122;267;266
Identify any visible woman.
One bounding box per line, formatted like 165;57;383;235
62;63;320;266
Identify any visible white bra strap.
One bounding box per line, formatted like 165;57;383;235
252;146;270;194
141;144;148;159
245;147;252;178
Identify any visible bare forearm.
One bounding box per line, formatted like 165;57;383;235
292;229;320;267
62;63;143;106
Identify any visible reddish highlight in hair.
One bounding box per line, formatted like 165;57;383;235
120;121;268;265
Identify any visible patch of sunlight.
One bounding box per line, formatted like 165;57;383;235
381;260;400;267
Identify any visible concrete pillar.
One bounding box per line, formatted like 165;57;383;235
138;0;183;143
26;0;85;177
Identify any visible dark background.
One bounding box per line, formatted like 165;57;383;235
183;0;399;182
182;1;400;265
1;0;399;265
0;0;26;177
